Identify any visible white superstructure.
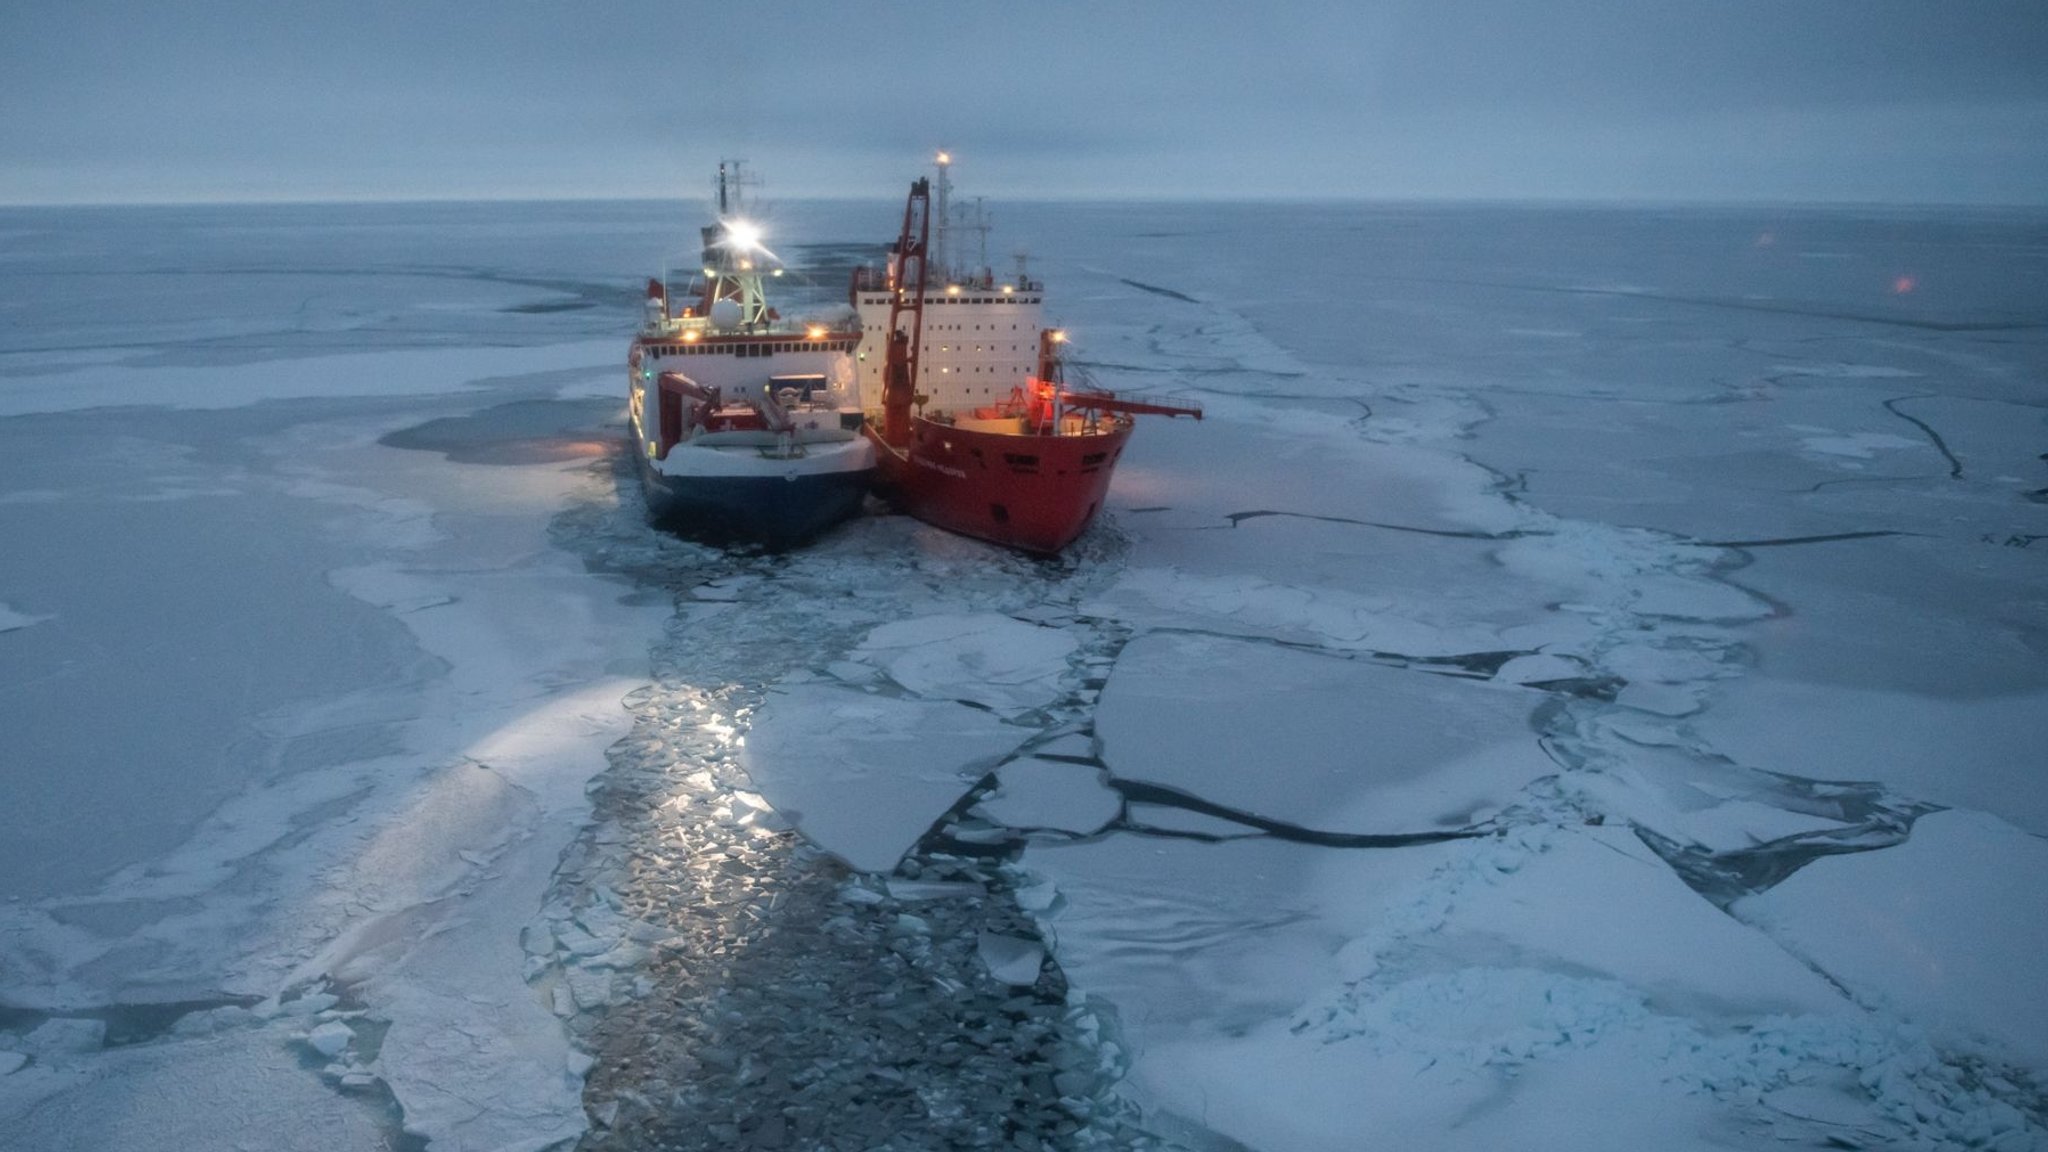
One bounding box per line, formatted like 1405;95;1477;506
850;154;1047;413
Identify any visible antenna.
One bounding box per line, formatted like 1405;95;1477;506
932;150;953;281
969;197;992;276
714;159;763;216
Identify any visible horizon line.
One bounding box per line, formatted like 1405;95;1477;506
5;191;2046;213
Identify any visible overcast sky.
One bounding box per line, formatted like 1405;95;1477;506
4;0;2044;205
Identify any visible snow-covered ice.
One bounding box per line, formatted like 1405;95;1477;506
1736;808;2048;1069
850;612;1079;715
5;199;2045;1150
2;203;667;1151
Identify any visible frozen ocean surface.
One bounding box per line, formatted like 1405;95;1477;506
1;198;2044;1151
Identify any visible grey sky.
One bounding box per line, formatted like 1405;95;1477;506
4;1;2044;205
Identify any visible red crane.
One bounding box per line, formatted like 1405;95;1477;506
879;178;931;448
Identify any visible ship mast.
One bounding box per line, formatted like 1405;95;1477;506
698;159;777;329
931;151;953;283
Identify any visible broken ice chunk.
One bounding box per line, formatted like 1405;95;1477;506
741;684;1024;872
885;879;985;902
1013;881;1059;913
306;1020;354;1059
826;660;878;684
975;758;1121;834
978;932;1047;987
25;1018;105;1055
1614;681;1702;717
852;613;1078;714
566;968;613;1011
1492;653;1586;685
0;1051;26;1076
282;992;341;1017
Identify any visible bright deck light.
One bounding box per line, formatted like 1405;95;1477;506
725;219;764;251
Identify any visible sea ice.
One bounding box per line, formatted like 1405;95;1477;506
973;757;1122;834
1735;808;2048;1069
0;601;50;632
0;1026;391;1152
23;1018;104;1056
976;932;1047;987
1700;679;2048;835
1026;834;1461;1042
0;339;618;418
740;684;1026;872
1313;825;1850;1019
850;613;1078;714
1096;631;1553;832
305;1020;353;1058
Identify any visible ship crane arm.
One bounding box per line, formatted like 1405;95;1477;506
1056;392;1203;420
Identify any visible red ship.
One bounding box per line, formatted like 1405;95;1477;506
850;155;1200;555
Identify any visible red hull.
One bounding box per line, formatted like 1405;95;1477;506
865;415;1133;554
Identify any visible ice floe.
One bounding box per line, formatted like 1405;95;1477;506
1736;808;2048;1069
849;612;1079;715
741;684;1026;872
1097;631;1554;833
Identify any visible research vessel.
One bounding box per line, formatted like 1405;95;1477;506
850;155;1199;554
628;163;873;548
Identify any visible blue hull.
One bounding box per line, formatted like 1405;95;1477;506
634;448;870;550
